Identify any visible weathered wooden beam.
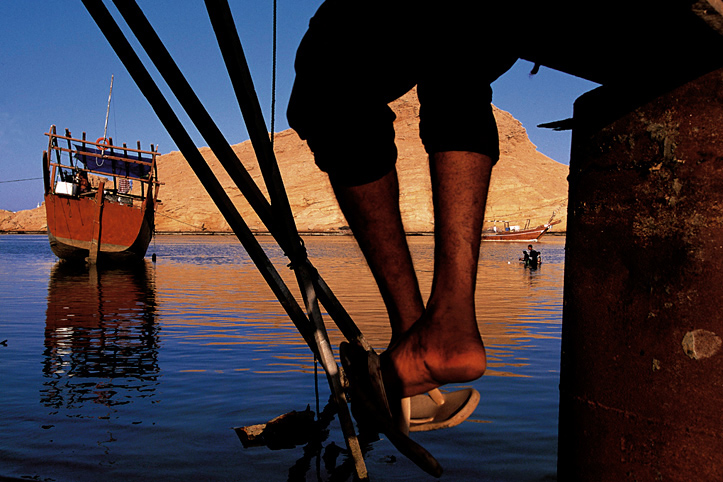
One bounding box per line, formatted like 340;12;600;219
518;0;723;85
692;0;723;35
88;179;106;264
234;406;316;450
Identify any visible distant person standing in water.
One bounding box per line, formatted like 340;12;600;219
522;244;541;267
288;1;518;405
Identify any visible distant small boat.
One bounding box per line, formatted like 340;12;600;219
481;219;561;242
42;125;161;263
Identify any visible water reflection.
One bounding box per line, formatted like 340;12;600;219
42;261;159;410
143;236;564;378
0;235;564;481
145;236;562;377
304;236;564;377
285;398;380;482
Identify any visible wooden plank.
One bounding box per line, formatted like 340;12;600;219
88;180;106;264
692;0;723;35
518;1;723;85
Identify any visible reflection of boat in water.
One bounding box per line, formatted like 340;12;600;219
482;219;561;242
42;261;159;409
42;125;161;263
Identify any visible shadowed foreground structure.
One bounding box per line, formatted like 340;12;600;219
518;1;723;479
558;57;723;482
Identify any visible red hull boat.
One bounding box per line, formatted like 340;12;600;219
43;126;161;263
481;219;561;242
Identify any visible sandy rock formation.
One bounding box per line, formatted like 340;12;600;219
153;88;568;233
0;207;47;233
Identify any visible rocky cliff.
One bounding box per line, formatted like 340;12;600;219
1;88;568;234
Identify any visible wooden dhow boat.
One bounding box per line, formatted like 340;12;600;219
42;125;161;263
481;219;561;242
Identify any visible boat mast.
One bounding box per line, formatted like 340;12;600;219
103;74;114;141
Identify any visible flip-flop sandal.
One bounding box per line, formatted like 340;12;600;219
339;341;443;478
406;388;480;432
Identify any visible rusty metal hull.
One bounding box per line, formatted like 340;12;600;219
558;68;723;481
45;192;155;263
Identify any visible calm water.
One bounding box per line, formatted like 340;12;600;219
0;234;565;481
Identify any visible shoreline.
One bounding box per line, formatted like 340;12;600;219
1;230;567;236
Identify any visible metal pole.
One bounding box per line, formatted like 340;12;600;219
103;74;113;140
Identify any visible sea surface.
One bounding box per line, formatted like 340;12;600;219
0;234;565;481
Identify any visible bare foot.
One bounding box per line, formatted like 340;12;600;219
381;306;486;399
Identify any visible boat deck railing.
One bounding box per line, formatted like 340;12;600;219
44;125;162;205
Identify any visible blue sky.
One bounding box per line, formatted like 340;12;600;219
0;1;598;213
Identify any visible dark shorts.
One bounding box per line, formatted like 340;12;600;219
287;0;518;186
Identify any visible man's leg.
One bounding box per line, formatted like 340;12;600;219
382;150;492;399
334;150;492;399
332;169;424;342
